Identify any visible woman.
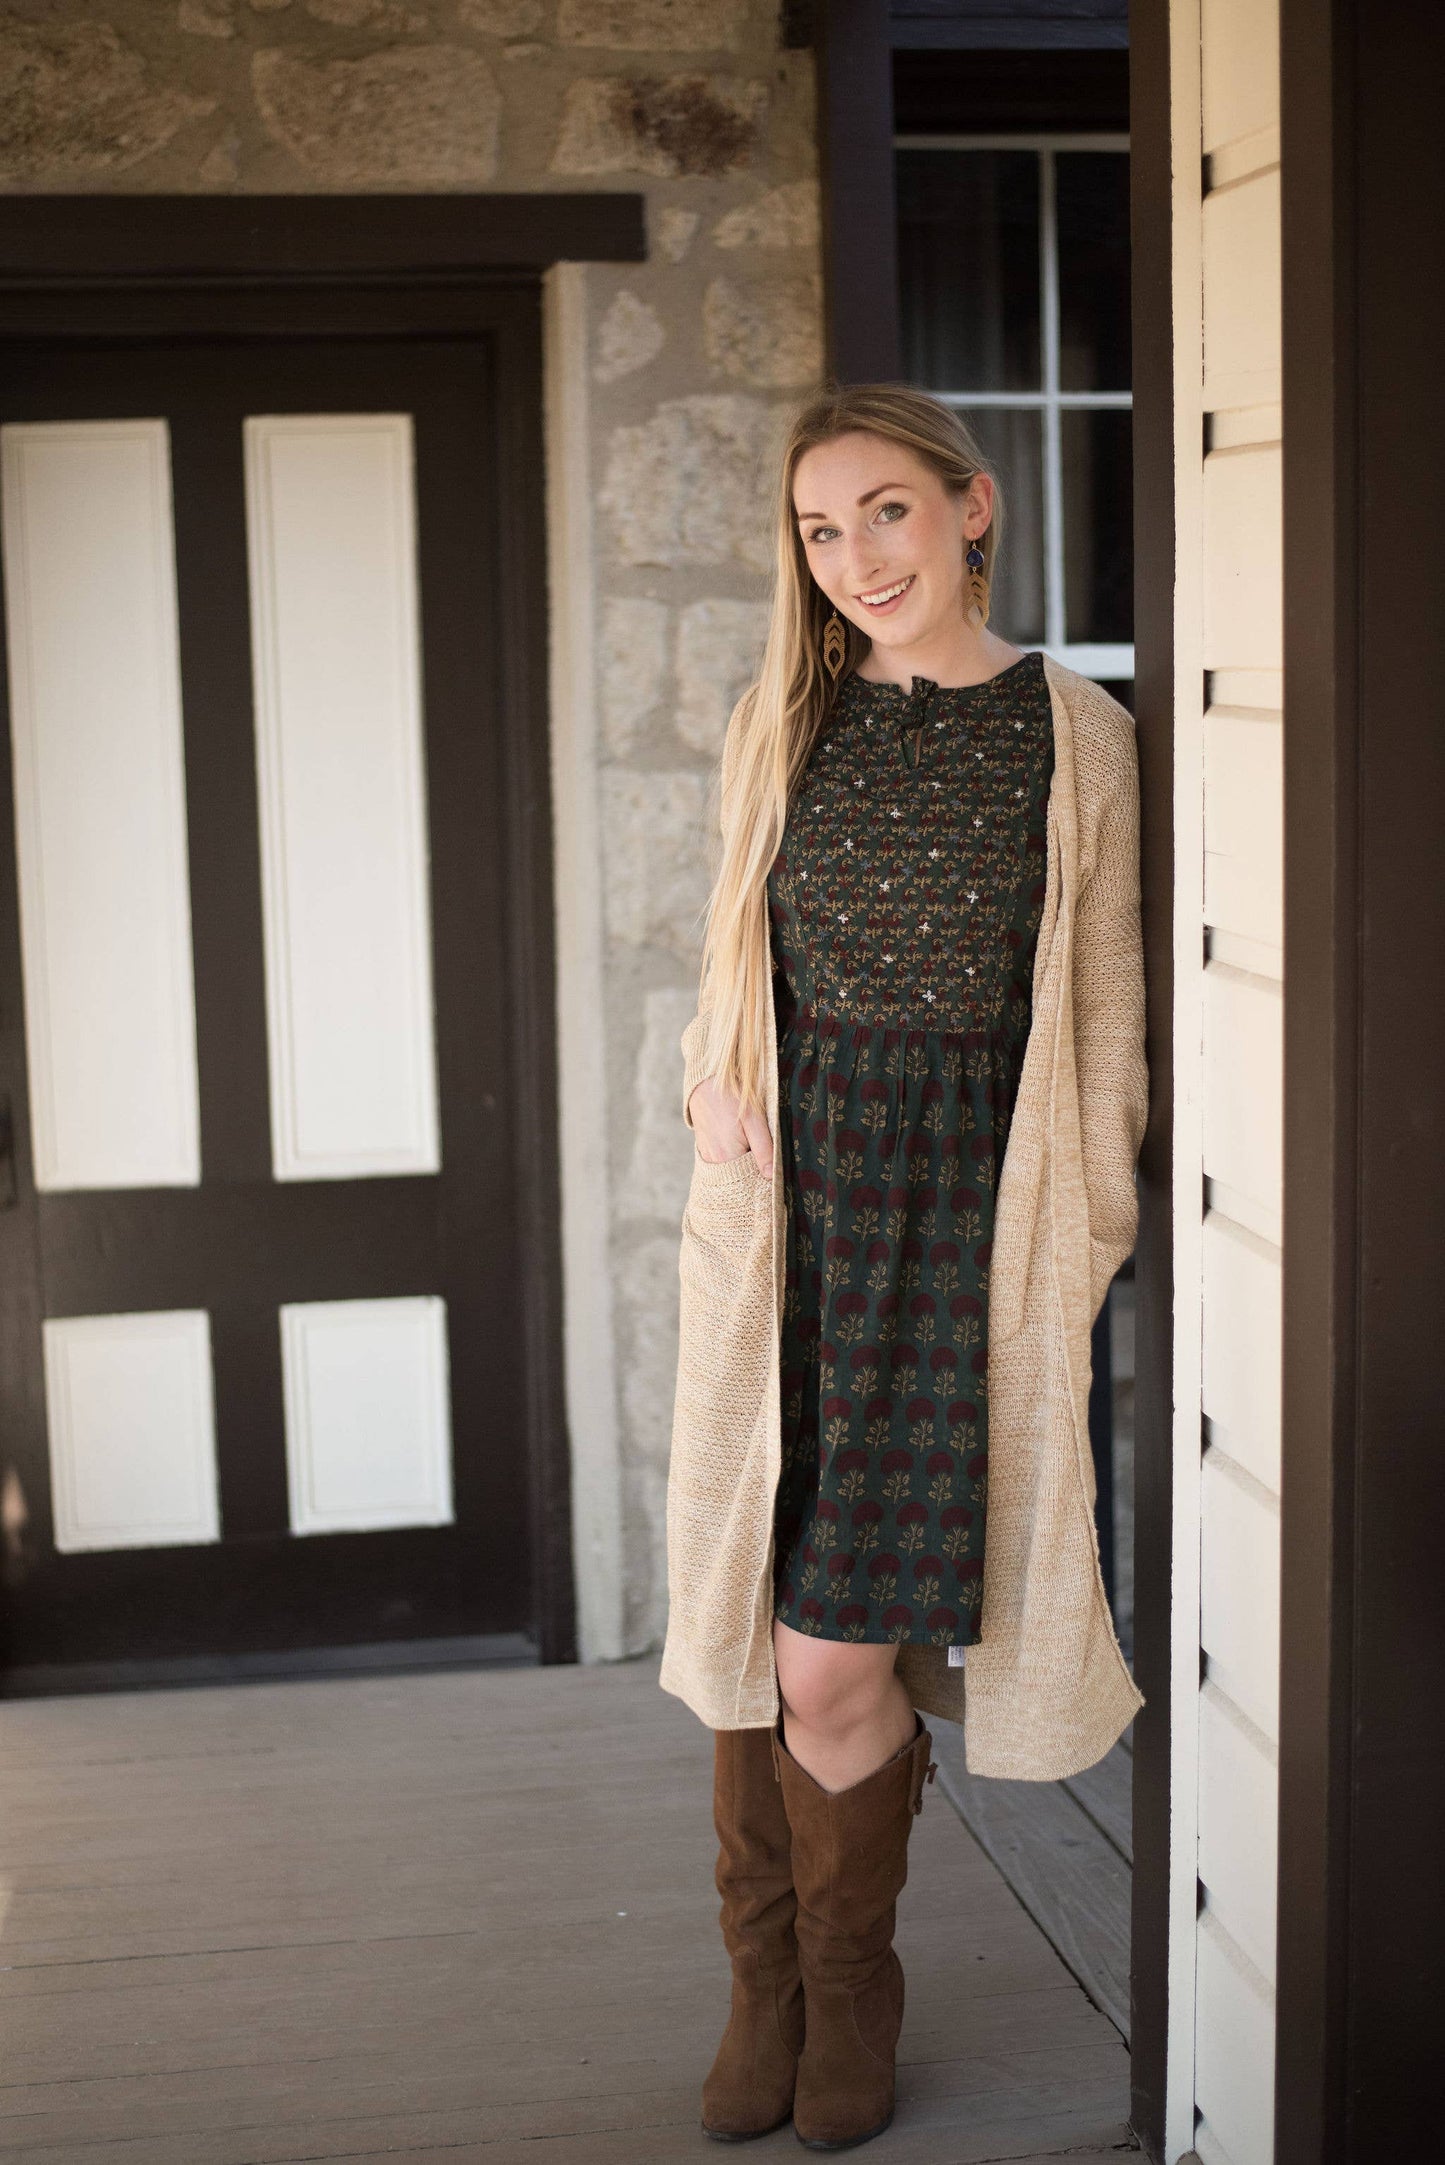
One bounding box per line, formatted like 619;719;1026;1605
662;384;1147;2151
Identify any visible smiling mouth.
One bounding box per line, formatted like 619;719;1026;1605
856;573;916;608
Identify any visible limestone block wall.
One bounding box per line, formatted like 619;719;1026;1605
0;0;824;1656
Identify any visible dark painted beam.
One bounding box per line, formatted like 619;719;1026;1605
816;0;902;382
0;194;645;284
889;0;1128;46
894;47;1129;130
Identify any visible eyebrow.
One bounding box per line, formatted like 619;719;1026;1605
793;482;913;523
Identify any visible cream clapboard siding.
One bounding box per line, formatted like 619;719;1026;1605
1169;2;1283;2161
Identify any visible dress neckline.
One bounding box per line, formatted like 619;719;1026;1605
845;650;1040;703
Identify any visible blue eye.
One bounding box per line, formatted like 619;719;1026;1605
877;501;907;523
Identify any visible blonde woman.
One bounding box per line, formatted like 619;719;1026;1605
662;383;1147;2151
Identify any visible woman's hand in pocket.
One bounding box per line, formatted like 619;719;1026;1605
689;1076;774;1180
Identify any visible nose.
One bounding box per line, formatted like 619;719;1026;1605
843;530;885;589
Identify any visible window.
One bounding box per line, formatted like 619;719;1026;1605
896;135;1133;688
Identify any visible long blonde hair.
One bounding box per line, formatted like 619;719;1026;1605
699;382;1003;1118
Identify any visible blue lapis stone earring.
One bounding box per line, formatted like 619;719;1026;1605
965;539;990;630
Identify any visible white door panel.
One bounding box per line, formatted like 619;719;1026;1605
280;1294;453;1536
0;420;201;1192
44;1310;219;1552
244;414;441;1183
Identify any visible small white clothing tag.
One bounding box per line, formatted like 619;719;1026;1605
947;1644;967;1668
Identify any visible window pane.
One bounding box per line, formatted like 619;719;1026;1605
963;406;1044;645
1056;152;1132;391
1062;408;1134;644
897;150;1041;391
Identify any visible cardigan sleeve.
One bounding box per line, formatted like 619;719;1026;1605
1070;683;1150;1317
681;691;752;1128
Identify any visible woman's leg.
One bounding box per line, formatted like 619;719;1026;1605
771;1620;934;2149
773;1618;917;1794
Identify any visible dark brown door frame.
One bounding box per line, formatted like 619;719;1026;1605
1124;6;1175;2155
0;195;645;1684
1278;2;1445;2155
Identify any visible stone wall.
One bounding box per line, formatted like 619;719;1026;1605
0;0;823;1654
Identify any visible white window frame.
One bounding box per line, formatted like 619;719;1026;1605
895;132;1134;684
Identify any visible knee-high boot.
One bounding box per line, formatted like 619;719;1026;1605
702;1726;806;2141
774;1716;935;2151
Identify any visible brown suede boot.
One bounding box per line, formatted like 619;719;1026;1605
701;1726;806;2142
774;1715;935;2152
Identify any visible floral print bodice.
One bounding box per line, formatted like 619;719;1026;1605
768;652;1053;1034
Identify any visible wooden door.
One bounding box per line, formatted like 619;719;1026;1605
0;334;554;1679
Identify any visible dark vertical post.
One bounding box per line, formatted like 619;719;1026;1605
492;298;578;1668
1126;1;1176;2155
814;0;902;382
1277;1;1357;2153
1345;0;1445;2096
1280;0;1445;2153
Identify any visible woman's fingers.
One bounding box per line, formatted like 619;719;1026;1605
691;1077;749;1163
689;1076;774;1175
740;1103;774;1181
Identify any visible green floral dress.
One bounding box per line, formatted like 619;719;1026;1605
769;652;1055;1647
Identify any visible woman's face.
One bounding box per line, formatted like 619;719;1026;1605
791;431;993;654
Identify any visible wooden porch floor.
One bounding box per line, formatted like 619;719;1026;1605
0;1658;1134;2164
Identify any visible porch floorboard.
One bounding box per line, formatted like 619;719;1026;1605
0;1657;1133;2163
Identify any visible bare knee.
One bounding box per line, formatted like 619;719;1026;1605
777;1640;897;1742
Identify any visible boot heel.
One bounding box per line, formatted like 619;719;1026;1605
796;2105;894;2152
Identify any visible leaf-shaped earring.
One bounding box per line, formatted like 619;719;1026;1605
822;607;848;680
965;540;990;630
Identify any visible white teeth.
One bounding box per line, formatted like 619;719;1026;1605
859;575;913;606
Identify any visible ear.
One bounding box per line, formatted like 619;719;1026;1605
962;471;995;538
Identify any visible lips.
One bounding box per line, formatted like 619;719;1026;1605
856;573;916;612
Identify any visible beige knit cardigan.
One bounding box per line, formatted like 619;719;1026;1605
660;657;1148;1781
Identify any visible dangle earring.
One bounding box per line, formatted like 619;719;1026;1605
821;606;848;681
964;537;991;630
